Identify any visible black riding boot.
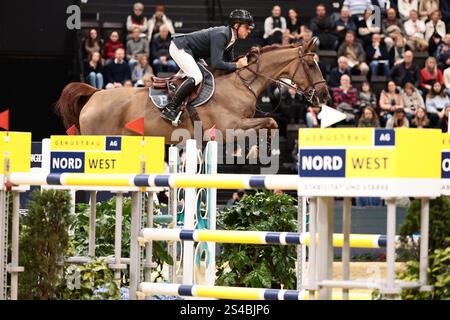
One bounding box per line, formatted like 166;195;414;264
160;77;196;123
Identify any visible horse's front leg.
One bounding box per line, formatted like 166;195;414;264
236;117;279;160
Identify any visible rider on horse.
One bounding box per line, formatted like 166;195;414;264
160;9;254;123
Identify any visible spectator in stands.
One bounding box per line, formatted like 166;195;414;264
356;81;378;110
148;5;175;45
103;31;125;63
402;82;426;117
366;33;390;76
286;8;304;42
310;4;339;50
410;106;431;127
358;8;381;49
84;29;103;60
299;28;315;47
379;80;404;122
373;0;392;17
426;81;449;122
404;10;429;51
263;5;287;45
382;8;406;50
85;51;104;89
226;190;246;207
280;87;307;124
124;80;133;87
443;62;450;94
388;36;412;67
104;48;131;88
127;27;149;70
126;2;148;40
419;0;440;20
151;24;177;75
335;6;358;44
420;56;444;94
333;74;358;124
337;30;369;76
399;0;420;21
439;104;450;131
343;0;372;17
425;10;446;43
390;50;421;86
440;0;450;24
132;55;153;85
435;33;450;69
386;107;410;127
358;106;381;127
328;56;352;88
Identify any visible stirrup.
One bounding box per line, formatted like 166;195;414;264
171;110;182;127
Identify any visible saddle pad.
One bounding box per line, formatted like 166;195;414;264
150;63;215;109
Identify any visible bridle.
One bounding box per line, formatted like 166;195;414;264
236;45;327;106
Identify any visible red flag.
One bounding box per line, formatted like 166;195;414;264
125;117;145;136
66;124;78;135
0;109;9;131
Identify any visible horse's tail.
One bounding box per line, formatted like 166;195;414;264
55;82;99;130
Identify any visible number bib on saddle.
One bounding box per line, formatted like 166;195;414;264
298;128;441;197
49;136;165;174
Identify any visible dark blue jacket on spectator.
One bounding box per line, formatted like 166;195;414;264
366;42;389;63
151;35;171;60
105;60;131;84
328;67;351;88
390;62;421;87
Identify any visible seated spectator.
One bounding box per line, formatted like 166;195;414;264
419;0;440;20
420;56;445;94
103;31;125;63
337;30;369;76
366;33;390;76
141;73;153;88
404;10;428;51
263;5;287;45
402;82;426;118
425;10;446;43
299;28;315;47
310;4;339;50
356;81;378;110
126;2;148;40
226;190;246;207
439;104;450;131
435;33;450;69
426;81;450;123
335;6;357;44
332;74;358;124
358;106;381;127
83;29;103;60
443;63;450;94
151;25;177;75
132;55;153;85
388;36;412;67
390;50;421;87
399;0;420;21
286;8;304;42
386;107;410;127
148;5;175;45
328;56;352;88
280;87;307;124
441;0;450;24
127;27;149;71
379;80;404;122
410;106;431;127
104;48;131;88
124;80;134;87
85;51;104;89
343;0;372;18
358;8;381;48
382;8;406;50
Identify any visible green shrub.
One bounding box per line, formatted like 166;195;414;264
216;190;297;289
18;190;71;300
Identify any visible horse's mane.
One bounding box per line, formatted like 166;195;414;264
249;42;302;55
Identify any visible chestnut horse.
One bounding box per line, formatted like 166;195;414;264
55;38;330;143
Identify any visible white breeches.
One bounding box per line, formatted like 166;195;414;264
169;42;203;85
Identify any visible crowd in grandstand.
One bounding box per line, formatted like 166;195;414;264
79;1;450;133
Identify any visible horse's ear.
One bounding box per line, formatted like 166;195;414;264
305;36;319;52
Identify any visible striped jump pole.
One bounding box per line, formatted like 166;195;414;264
139;228;398;249
7;173;299;190
138;283;372;300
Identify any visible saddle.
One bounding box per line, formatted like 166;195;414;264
149;62;215;113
